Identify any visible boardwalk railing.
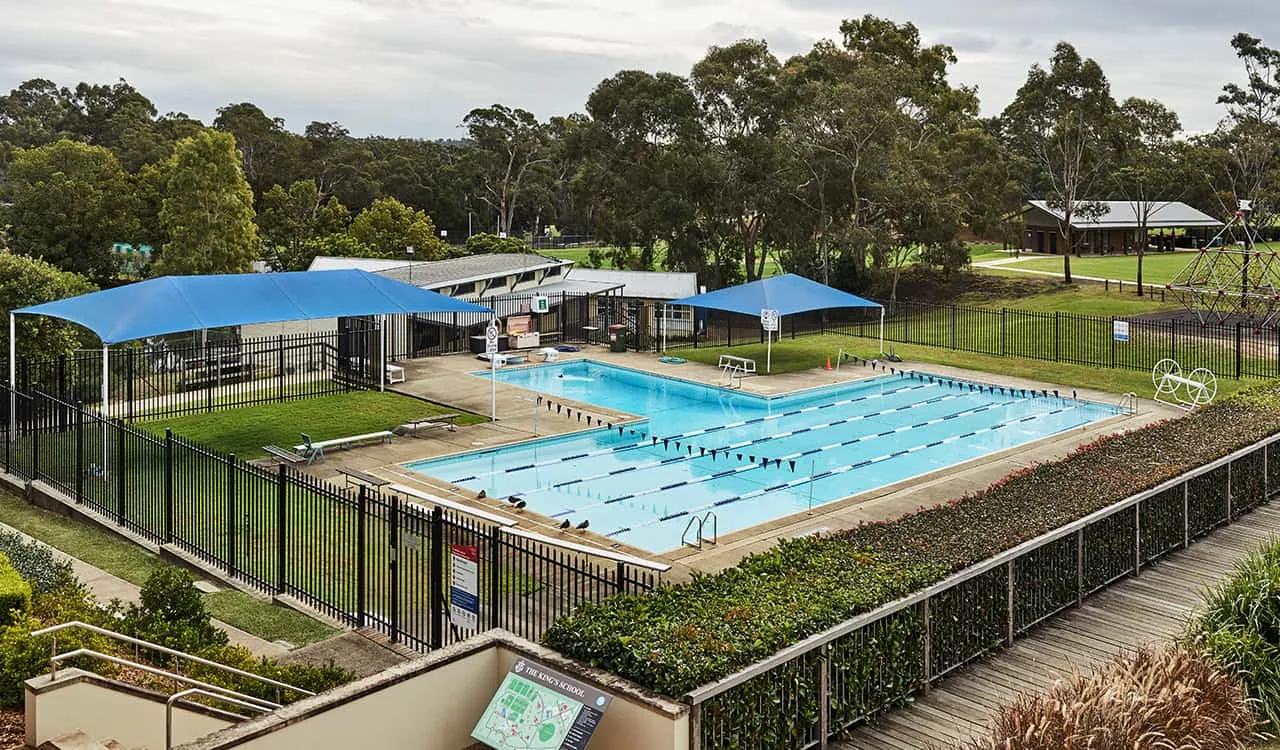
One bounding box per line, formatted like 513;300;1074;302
0;385;665;651
683;431;1279;750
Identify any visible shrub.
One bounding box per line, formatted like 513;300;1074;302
0;554;32;627
546;383;1280;697
0;529;74;594
120;567;227;654
956;647;1254;750
1190;539;1280;730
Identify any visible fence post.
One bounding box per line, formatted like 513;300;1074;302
275;463;287;594
115;419;125;521
1236;324;1243;379
1054;312;1060;362
1227;460;1233;522
1183;481;1190;548
818;644;830;749
389;493;400;643
357;485;367;628
1076;528;1084;606
922;597;933;690
1006;560;1015;645
164;429;173;541
429;505;443;649
950;305;957;350
226;455;236;577
489;530;501;630
278;335;286;403
126;349;134;422
1001;308;1007;356
1110;316;1116;368
31;405;39;480
1133;502;1141;575
75;403;84;504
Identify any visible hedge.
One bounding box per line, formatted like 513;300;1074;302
0;528;73;594
543;383;1280;698
0;554;32;628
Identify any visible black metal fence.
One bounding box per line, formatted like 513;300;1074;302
685;432;1279;750
661;299;1280;380
0;385;663;649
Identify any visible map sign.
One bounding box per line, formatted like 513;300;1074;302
472;658;612;750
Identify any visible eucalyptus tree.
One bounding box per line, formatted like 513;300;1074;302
1111;97;1182;294
463;105;552;237
1001;42;1117;283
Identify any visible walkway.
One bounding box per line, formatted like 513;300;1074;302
0;520;287;659
837;503;1280;750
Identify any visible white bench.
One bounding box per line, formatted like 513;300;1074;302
718;355;757;375
294;431;394;465
386;364;405;384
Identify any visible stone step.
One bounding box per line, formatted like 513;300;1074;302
37;730;137;750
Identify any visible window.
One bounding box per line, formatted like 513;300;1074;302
660;305;691;321
545;265;562;277
517;271;537;284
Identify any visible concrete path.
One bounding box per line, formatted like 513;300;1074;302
0;520;287;658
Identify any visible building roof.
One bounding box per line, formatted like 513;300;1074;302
565;268;699;300
1024;200;1223;230
15;270;492;344
416;279;624;326
308;254;573;292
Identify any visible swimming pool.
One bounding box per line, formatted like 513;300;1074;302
407;361;1120;554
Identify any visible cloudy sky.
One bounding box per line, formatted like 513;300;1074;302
2;0;1275;138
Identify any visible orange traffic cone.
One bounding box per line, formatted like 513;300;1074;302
824;356;832;371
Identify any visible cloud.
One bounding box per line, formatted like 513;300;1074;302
0;0;1275;137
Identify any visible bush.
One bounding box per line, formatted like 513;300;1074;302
120;567;227;654
546;383;1280;697
0;529;75;594
956;647;1254;750
0;554;32;627
1190;540;1280;731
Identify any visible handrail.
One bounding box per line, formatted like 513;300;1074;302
681;515;704;549
32;621;313;698
684;429;1280;704
53;648;281;711
167;688;272;750
1119;392;1139;415
500;526;672;572
701;511;718;545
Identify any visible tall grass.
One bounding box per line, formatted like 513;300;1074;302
1190;538;1280;731
957;647;1255;750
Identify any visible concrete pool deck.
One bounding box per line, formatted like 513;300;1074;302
290;346;1183;579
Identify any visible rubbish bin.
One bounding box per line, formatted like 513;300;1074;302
608;324;628;353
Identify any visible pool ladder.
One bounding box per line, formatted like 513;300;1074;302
1118;392;1138;415
681;512;718;549
721;364;746;389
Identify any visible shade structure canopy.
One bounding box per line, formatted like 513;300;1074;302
667;274;882;317
15;269;493;344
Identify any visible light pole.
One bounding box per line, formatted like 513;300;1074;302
405;246;415;284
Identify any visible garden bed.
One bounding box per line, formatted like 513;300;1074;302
543;383;1280;697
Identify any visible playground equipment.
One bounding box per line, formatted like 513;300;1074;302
1152;358;1217;410
1167;200;1280;328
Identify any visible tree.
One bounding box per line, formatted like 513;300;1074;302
4;139;141;283
154;130;259;275
258;180;351;270
0;251;97;360
347;197;449;260
291;233;378;269
1001;43;1117;283
463;105;551;237
213;103;299;197
1111;97;1182;294
0;79;75;155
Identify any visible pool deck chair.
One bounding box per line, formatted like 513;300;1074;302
294;431;394;465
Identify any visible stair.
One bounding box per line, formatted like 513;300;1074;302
38;731;141;750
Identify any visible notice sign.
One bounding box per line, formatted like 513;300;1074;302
485;322;501;354
1113;320;1130;342
450;544;479;630
472;658;613;750
760;308;780;332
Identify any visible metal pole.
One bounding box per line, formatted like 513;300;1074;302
879;307;885;354
101;345;109;474
378;314;386;392
766;324;772;374
491;349;497;421
8;313;14;439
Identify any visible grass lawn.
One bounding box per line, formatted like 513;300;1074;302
678;334;1252;399
0;491;337;645
1002;252;1202;286
150;391;485;458
964;282;1182;318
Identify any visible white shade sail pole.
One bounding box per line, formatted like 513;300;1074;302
8;313;15;438
378;315;386;392
661;304;667;354
879;307;885;355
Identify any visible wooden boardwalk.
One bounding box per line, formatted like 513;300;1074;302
837;503;1280;750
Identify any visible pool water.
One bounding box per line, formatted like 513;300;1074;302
406;361;1120;554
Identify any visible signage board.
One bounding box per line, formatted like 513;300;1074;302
533;295;550;314
760;308;780;332
449;544;479;630
486;322;501;354
1113;320;1130;342
472;658;612;750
